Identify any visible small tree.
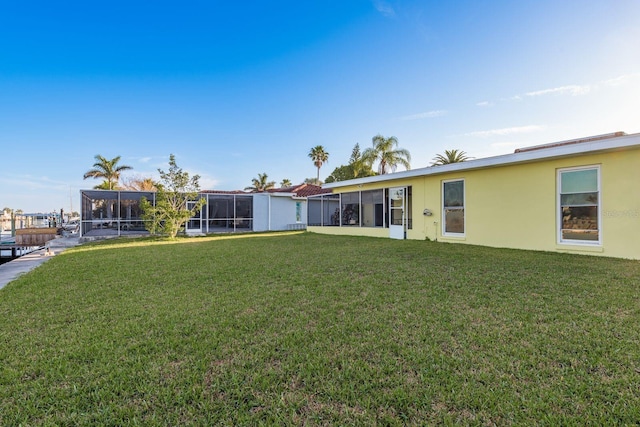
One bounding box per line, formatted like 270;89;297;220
325;143;376;183
140;154;205;238
325;165;352;183
304;177;321;185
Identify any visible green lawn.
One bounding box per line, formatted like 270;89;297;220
1;232;639;425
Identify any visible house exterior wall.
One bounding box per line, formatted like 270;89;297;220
309;147;640;259
268;197;306;230
252;194;270;232
253;194;308;232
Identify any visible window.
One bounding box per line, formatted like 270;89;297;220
295;202;302;223
234;195;253;229
341;192;360;226
187;200;202;231
558;166;600;244
206;194;253;232
207;195;234;231
443;180;464;235
361;189;384;227
307;194;340;226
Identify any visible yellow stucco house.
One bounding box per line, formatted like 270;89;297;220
307;132;640;260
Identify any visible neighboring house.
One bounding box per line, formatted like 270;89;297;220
80;184;330;238
1;212;57;231
308;132;640;260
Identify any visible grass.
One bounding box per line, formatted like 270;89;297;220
1;232;639;425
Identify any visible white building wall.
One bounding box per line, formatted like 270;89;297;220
252;194;307;232
252;194;271;232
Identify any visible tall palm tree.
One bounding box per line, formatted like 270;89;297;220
308;145;329;183
362;134;411;175
83;155;133;190
430;149;471;166
245;173;275;192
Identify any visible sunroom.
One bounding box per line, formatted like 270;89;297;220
80;187;315;238
307;187;412;238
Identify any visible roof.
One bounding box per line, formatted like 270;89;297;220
514;131;627;153
81;185;332;199
200;189;249;195
267;184;332;198
202;184;331;198
322;131;640;189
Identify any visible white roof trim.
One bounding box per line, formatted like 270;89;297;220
322;132;640;189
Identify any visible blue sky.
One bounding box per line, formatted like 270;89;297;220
1;0;639;213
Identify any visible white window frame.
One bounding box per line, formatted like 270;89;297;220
442;179;465;237
557;165;601;246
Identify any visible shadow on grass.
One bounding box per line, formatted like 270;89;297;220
72;230;306;254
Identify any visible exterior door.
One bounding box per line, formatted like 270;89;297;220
389;187;405;239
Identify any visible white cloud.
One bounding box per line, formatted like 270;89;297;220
518;74;639;100
0;173;69;192
516;73;640;100
372;0;395;17
524;85;591;97
198;175;221;190
463;125;546;138
471;73;638;111
603;73;640;87
126;156;158;165
400;110;446;120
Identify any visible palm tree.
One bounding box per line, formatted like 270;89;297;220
308;145;329;183
93;181;113;190
362;134;411;174
280;178;292;188
430;149;471;166
122;177;157;191
245;173;275;192
83;155;133;190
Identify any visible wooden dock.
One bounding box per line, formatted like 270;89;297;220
0;244;44;262
16;227;58;245
1;228;58;263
